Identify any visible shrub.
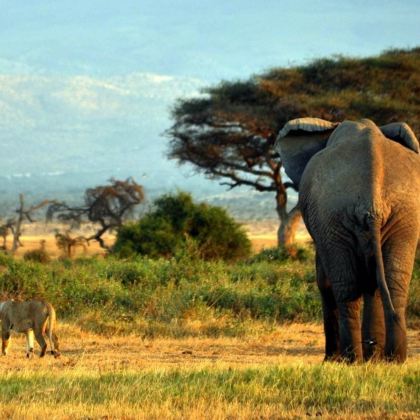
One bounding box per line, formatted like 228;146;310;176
23;248;51;264
115;217;181;259
113;192;251;261
247;246;312;264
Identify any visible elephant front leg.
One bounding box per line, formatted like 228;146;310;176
362;289;385;361
337;298;363;363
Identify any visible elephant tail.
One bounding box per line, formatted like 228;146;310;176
370;220;397;320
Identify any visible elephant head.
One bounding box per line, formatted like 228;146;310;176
275;117;419;189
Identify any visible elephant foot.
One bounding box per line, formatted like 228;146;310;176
362;338;385;362
323;352;341;363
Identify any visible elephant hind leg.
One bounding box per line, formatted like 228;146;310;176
320;287;340;361
316;253;340;361
322;247;363;362
384;315;407;362
381;228;417;363
362;289;385;361
337;298;363;363
384;305;407;363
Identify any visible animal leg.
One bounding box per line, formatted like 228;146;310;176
362;289;385;361
322;242;363;362
26;330;35;359
337;298;363;363
381;228;418;362
320;287;340;361
46;321;60;358
51;333;60;358
34;329;47;358
2;333;10;356
1;324;11;356
316;254;340;361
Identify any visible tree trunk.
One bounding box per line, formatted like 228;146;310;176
277;206;302;248
66;244;70;258
274;184;302;249
12;194;24;253
269;162;302;249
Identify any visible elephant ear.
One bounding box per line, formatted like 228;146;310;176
380;122;419;154
275;118;339;188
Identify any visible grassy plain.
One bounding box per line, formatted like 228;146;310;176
1;323;419;419
0;222;418;419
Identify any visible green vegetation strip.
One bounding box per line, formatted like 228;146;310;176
0;248;419;337
1;364;419;415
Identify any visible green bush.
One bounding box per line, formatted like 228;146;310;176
115;216;181;259
113;192;251;261
247;246;312;264
23;248;51;264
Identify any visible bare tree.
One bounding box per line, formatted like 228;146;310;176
0;194;55;254
47;178;145;250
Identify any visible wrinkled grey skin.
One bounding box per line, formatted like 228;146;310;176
276;119;420;362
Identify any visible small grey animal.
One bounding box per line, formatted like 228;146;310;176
0;299;60;358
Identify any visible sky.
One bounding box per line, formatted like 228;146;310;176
0;0;419;204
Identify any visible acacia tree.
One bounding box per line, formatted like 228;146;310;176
167;81;306;247
167;48;420;247
47;178;145;250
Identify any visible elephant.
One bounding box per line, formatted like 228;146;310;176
275;118;420;363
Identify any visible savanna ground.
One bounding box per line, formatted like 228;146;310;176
0;222;419;419
1;323;419;419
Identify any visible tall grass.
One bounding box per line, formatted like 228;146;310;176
0;247;418;337
0;249;317;334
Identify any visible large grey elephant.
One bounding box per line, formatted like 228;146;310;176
275;118;420;362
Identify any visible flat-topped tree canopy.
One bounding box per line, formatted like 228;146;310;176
167;47;420;247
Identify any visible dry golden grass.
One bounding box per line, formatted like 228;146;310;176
7;223;113;259
0;322;325;371
0;323;419;419
242;220;311;252
2;322;419;371
9;220;310;258
14;234;112;259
